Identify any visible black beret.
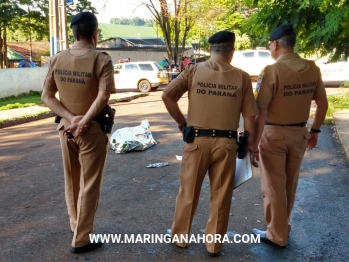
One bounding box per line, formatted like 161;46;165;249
70;12;97;28
269;23;295;41
208;31;235;44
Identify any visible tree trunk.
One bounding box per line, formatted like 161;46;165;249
145;0;196;64
4;27;8;68
0;25;4;69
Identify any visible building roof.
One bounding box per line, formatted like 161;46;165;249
124;37;165;46
98;37;166;48
7;48;24;60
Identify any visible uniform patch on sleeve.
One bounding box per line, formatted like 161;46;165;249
254;73;264;99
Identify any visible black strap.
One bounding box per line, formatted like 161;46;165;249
194;129;237;138
265;121;307;127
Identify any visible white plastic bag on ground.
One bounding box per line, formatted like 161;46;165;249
109;119;157;153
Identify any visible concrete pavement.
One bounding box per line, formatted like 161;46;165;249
0;89;348;163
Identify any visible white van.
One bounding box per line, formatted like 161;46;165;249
232;49;274;77
113;61;168;92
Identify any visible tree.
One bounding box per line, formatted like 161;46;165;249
243;0;349;59
110;17;153;26
141;0;197;63
3;0;97;62
0;0;25;68
188;0;250;51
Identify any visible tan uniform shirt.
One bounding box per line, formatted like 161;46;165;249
43;41;116;116
255;53;327;124
163;58;258;130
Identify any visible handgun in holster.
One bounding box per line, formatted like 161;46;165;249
94;104;116;134
182;123;195;143
237;130;249;159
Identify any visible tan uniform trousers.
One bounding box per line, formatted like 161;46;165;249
59;125;108;248
259;125;310;246
171;136;238;253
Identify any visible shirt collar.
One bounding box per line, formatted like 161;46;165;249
276;53;300;62
206;57;233;71
71;41;96;50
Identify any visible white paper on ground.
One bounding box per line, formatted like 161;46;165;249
234;151;253;189
175;155;182;160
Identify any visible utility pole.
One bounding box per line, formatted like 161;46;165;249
49;0;68;56
58;0;68;52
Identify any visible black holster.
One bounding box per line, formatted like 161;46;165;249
94;105;115;134
237;131;249;159
182;123;195;143
54;115;62;123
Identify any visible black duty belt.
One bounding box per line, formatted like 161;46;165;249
194;129;237;138
265;121;307;127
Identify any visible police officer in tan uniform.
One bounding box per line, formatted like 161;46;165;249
162;31;258;257
252;24;328;247
41;12;116;253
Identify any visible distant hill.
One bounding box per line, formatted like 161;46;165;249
99;23;158;40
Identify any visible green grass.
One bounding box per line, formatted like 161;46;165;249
99;23;157;40
0;91;43;111
324;88;349;124
0;110;50;124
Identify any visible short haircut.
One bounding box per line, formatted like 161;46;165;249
72;20;98;40
277;33;296;49
211;43;234;54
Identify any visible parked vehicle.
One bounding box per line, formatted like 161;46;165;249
232;49;274;77
314;56;349;86
113;61;168;92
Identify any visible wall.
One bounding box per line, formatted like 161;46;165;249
0;67;48;99
0;48;196;99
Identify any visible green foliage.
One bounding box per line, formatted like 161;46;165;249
326;90;349;117
110;17;153;27
340;81;349;88
0;90;42;111
5;0;97;43
0;0;25;27
243;0;349;58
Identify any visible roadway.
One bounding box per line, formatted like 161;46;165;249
0;88;349;261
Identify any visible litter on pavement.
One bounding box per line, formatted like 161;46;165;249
146;162;169;168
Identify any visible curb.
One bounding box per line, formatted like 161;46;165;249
0;93;149;129
0;111;55;129
333;110;349;164
109;93;149;103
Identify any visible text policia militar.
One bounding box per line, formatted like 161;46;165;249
54;68;92;84
196;81;238;97
283;81;317;97
89;233;260;244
